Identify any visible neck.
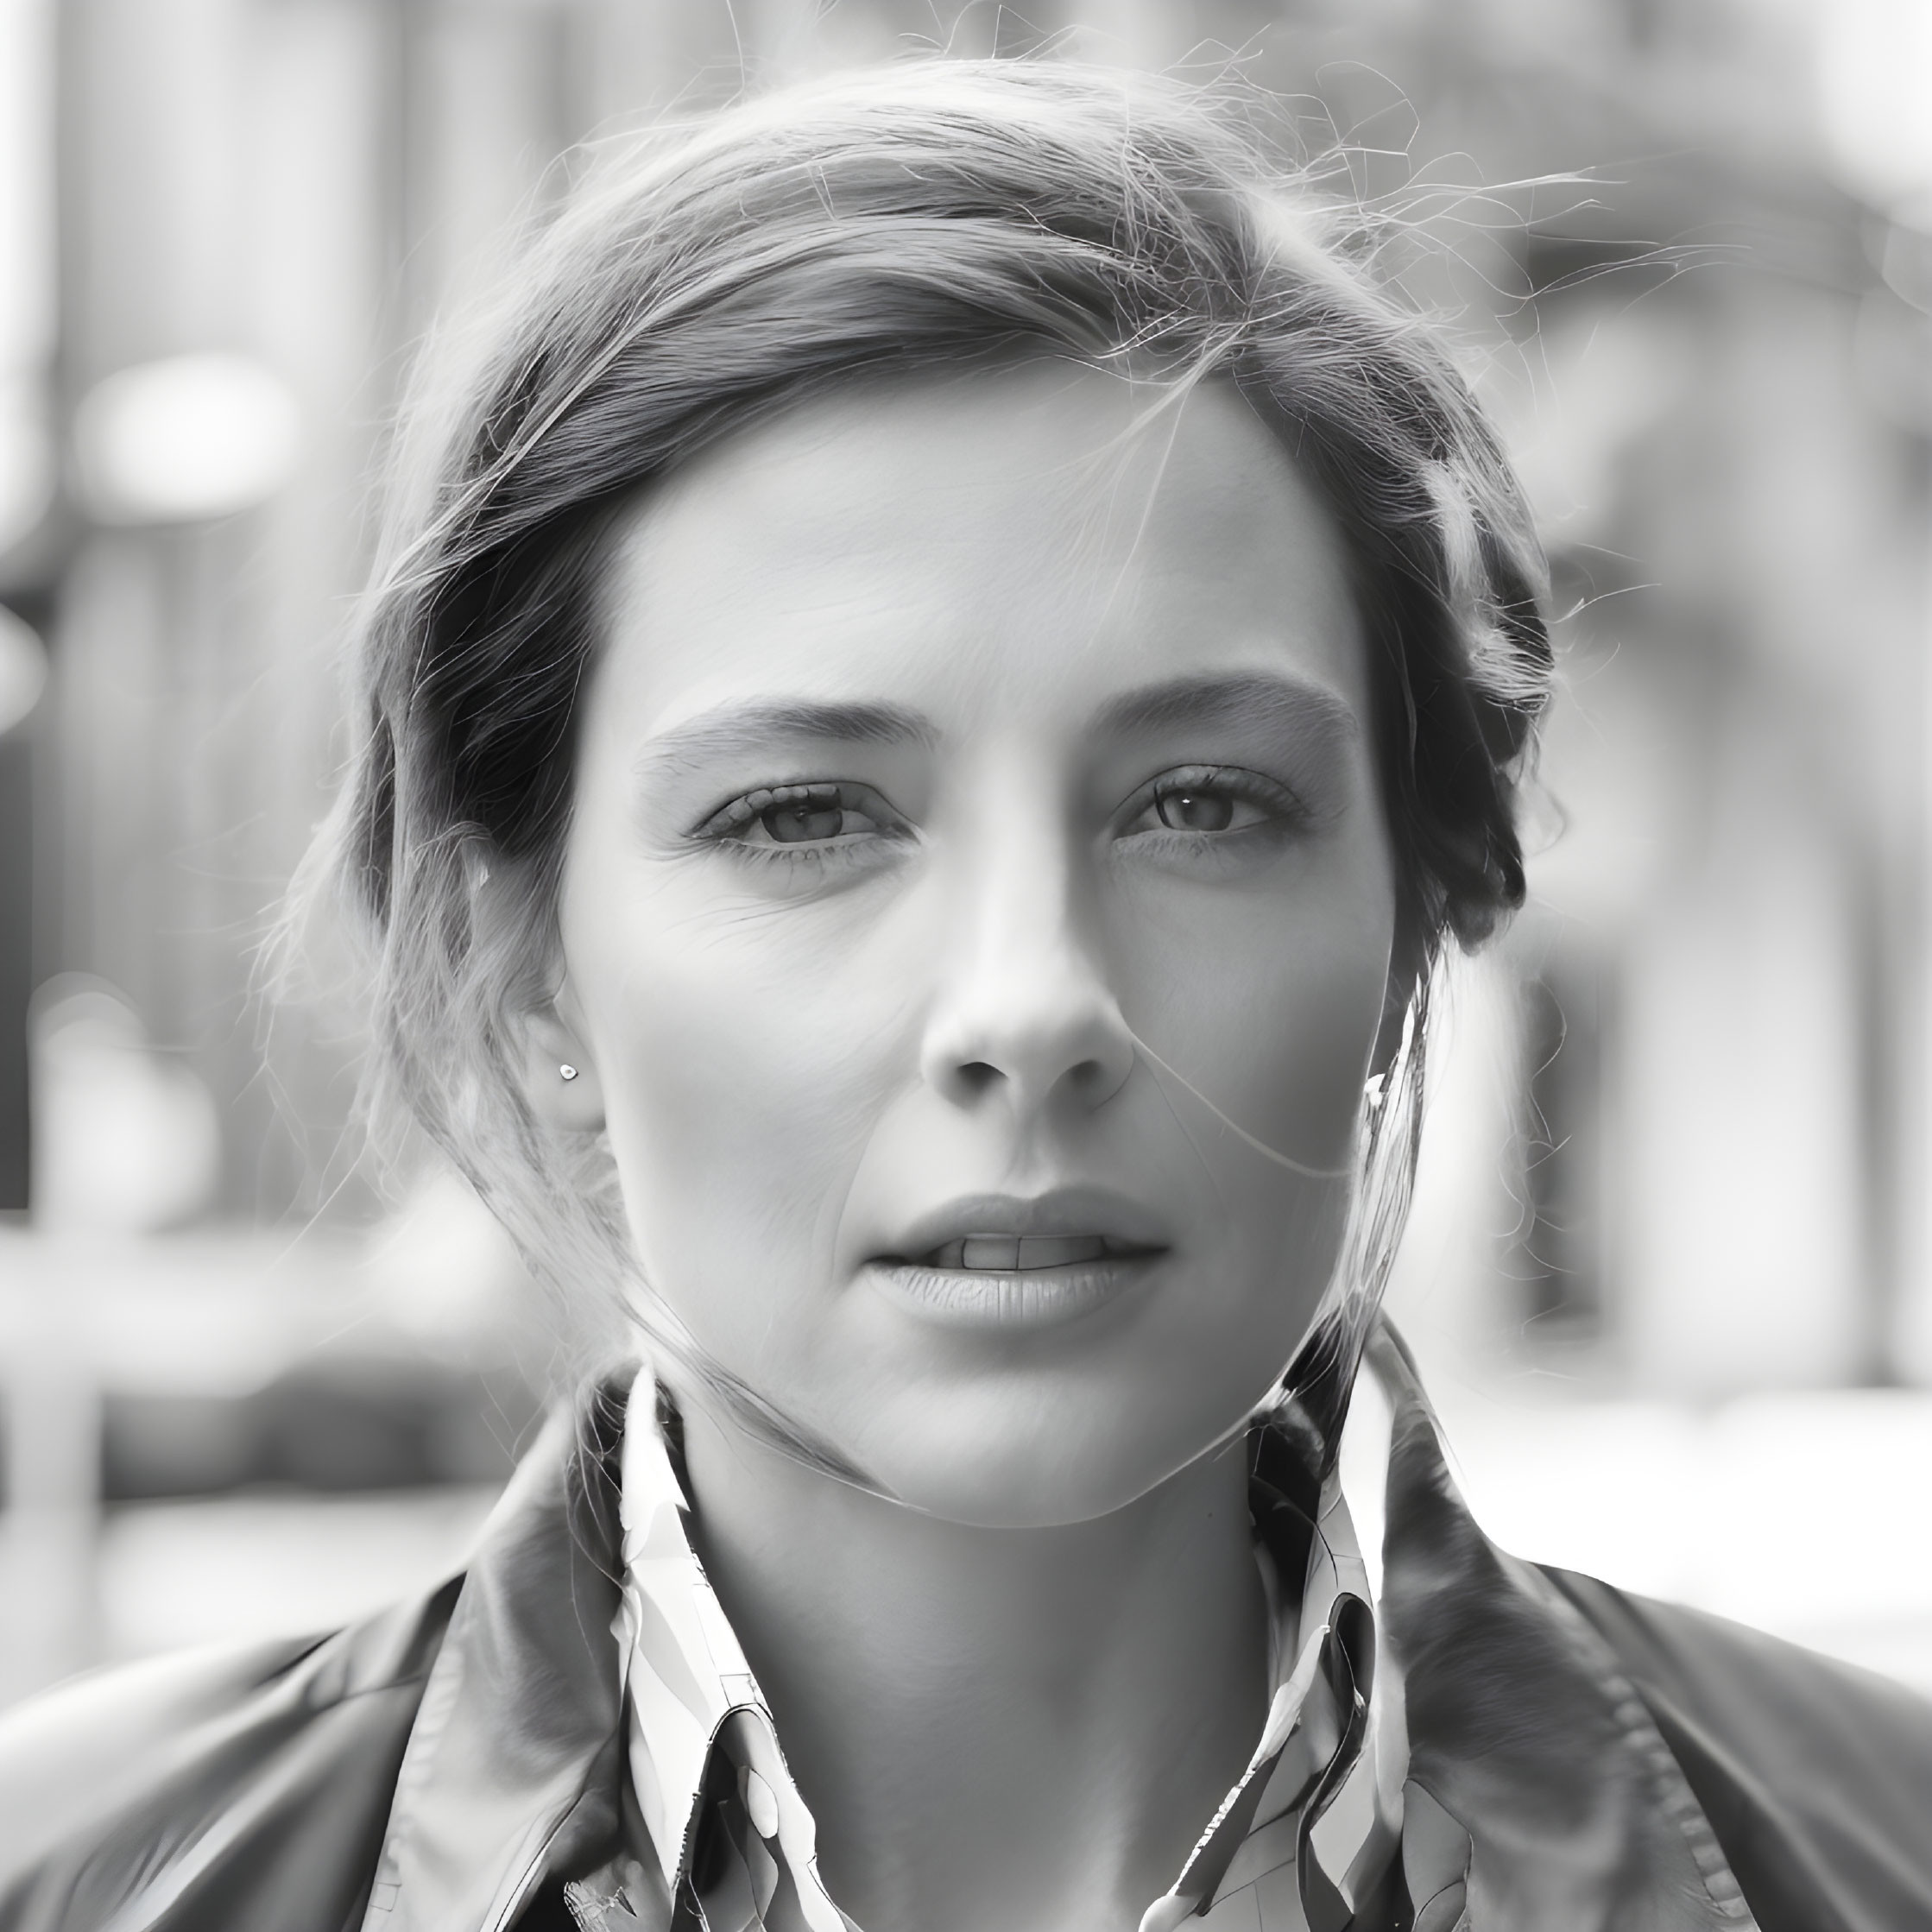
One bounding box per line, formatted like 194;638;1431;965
677;1405;1272;1932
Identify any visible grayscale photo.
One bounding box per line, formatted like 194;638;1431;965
0;2;1929;1928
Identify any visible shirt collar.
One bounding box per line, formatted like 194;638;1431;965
612;1373;1405;1932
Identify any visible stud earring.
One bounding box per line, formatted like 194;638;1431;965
559;1064;579;1083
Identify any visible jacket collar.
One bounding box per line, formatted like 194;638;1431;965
360;1324;1761;1932
360;1385;630;1932
1368;1325;1759;1930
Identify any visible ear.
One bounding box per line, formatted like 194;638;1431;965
520;998;606;1133
467;843;606;1133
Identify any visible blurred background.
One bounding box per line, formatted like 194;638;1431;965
3;0;1932;1708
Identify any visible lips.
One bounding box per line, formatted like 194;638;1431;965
867;1190;1169;1330
877;1190;1171;1274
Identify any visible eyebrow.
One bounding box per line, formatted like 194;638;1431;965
635;698;937;785
633;674;1355;792
1094;672;1361;747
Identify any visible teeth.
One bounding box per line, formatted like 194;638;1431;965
929;1234;1114;1272
1018;1234;1110;1268
960;1235;1020;1271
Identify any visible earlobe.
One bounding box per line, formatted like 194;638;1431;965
522;1006;606;1131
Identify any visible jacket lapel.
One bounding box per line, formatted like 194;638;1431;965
360;1384;630;1932
1370;1326;1758;1931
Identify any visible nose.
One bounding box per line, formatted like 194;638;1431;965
918;833;1136;1121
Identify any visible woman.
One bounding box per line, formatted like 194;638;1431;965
3;60;1927;1932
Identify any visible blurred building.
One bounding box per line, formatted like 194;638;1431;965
1;0;1930;1696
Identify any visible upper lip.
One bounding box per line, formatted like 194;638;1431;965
874;1188;1172;1264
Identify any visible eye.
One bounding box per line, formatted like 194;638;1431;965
694;780;905;851
1154;786;1235;832
1120;767;1295;842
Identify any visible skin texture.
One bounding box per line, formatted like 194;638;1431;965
531;363;1398;1931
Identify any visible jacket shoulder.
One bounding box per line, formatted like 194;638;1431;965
1547;1566;1932;1931
0;1576;459;1932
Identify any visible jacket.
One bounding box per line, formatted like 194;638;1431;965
3;1344;1930;1932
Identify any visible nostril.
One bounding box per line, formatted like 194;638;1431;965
955;1060;1001;1095
1068;1057;1126;1103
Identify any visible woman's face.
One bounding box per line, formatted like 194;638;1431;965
556;363;1396;1525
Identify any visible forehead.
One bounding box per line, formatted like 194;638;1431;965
595;363;1367;735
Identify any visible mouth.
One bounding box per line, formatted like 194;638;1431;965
867;1192;1170;1331
909;1232;1159;1272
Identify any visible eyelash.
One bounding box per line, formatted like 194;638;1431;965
691;781;907;866
689;765;1306;870
1117;766;1307;843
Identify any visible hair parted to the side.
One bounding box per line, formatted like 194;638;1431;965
296;57;1551;1477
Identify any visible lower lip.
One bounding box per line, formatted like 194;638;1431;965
866;1253;1163;1332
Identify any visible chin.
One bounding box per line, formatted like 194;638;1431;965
852;1374;1268;1529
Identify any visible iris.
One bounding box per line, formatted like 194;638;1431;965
763;800;847;843
1156;787;1234;832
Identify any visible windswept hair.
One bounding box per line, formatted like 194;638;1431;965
298;58;1550;1474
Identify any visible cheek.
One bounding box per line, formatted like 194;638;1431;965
1108;873;1392;1177
566;881;916;1322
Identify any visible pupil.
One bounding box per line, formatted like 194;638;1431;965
763;802;845;843
1158;789;1232;831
